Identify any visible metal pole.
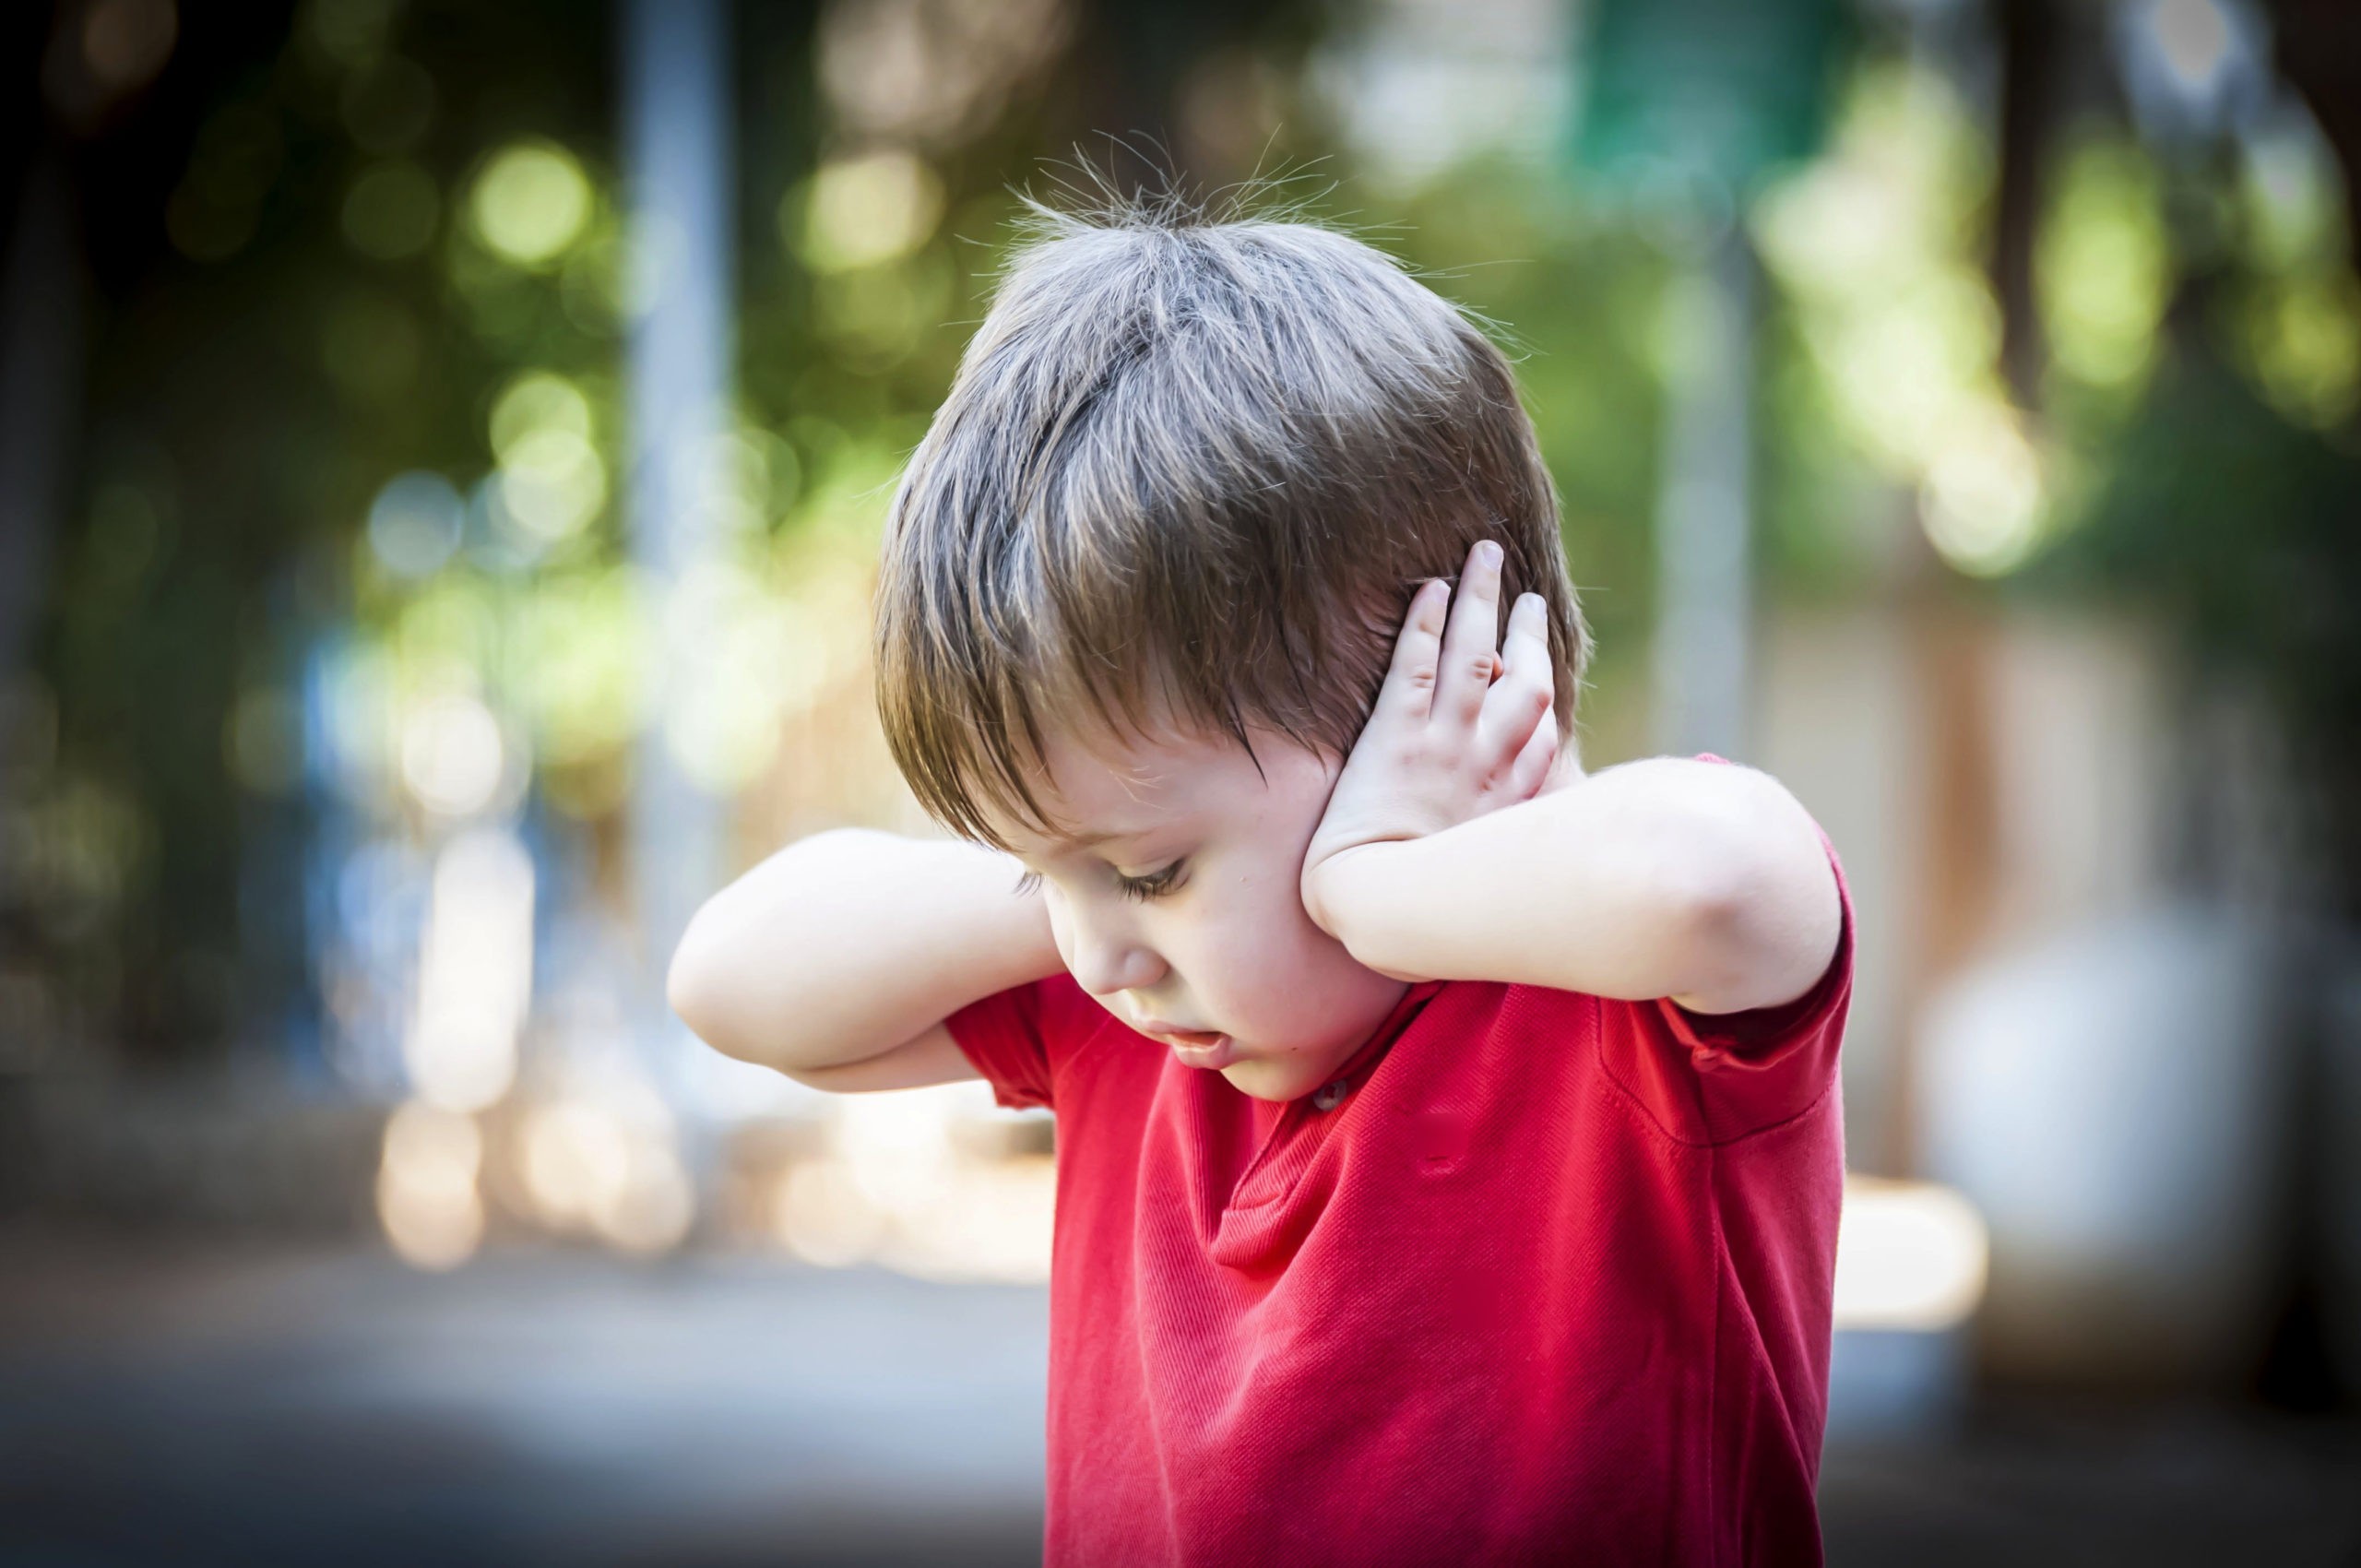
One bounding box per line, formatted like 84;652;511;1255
623;0;731;1087
1650;225;1756;761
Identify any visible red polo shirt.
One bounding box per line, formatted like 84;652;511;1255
947;837;1853;1567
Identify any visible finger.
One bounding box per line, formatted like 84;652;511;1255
1437;540;1504;725
1497;591;1550;686
1506;703;1560;799
1478;592;1555;759
1376;576;1451;723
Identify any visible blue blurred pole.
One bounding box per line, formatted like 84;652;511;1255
1571;0;1839;763
623;0;731;1085
1651;225;1755;762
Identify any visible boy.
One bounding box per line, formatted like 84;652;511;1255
668;196;1851;1565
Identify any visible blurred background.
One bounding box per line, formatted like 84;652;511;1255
2;0;2358;1562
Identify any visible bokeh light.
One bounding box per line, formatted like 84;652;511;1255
1755;60;2056;576
376;1100;485;1270
765;1087;1057;1283
366;470;464;578
791;150;945;273
510;564;648;776
516;1084;694;1253
469;140;593;267
2038;137;2172;391
398;693;506;817
497;429;606;541
488;370;594;458
1921;405;2047;577
1833;1176;1991;1333
402;827;534;1112
2137;0;2237;102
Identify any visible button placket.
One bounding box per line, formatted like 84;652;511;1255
1217;984;1444;1218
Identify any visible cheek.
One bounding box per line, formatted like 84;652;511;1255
1194;900;1317;991
1183;875;1372;1035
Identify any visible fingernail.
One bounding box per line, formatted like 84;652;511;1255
1480;540;1502;566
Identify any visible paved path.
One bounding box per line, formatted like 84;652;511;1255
0;1235;1047;1565
3;1232;2357;1566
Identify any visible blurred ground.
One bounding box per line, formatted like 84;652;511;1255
0;1230;1047;1567
2;1229;2357;1567
1820;1399;2361;1567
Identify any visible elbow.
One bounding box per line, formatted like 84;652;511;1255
1651;864;1786;1016
1676;848;1756;944
1666;766;1800;929
1659;797;1834;1012
1668;870;1757;995
666;903;748;1063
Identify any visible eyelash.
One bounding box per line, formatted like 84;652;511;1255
1115;860;1189;902
1013;860;1190;902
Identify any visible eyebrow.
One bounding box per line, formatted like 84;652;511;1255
1025;823;1171;861
1042;827;1128;854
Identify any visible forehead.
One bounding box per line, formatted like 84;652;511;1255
989;722;1311;854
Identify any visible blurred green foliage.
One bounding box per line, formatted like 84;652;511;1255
19;0;2361;1064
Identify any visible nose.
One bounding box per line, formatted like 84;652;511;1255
1060;908;1169;999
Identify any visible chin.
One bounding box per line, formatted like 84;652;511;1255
1217;1061;1311;1102
1211;985;1408;1102
1216;1051;1343;1104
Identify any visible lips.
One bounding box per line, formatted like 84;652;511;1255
1165;1035;1237;1070
1137;1019;1237;1070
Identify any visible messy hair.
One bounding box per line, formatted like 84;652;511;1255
874;182;1592;848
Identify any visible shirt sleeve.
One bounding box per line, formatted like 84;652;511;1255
942;971;1103;1112
1598;825;1856;1146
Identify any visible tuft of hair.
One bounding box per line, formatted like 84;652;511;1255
874;176;1593;848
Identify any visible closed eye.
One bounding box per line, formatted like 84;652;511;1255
1114;859;1188;902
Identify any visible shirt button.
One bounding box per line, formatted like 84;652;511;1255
1311;1081;1349;1111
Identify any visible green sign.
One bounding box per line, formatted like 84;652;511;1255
1572;0;1847;196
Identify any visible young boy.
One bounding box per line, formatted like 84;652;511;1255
668;197;1852;1565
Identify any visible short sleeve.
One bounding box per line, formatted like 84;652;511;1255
943;971;1105;1112
1599;827;1854;1146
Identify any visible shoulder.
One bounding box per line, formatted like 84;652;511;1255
1597;920;1852;1148
945;971;1124;1111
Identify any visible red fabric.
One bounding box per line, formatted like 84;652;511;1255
947;834;1853;1567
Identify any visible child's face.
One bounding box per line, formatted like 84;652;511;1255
991;721;1410;1102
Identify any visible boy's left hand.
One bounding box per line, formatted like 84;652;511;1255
1300;539;1561;937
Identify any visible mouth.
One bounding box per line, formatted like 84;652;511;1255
1137;1020;1237;1070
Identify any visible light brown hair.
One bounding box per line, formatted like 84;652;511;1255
874;187;1590;847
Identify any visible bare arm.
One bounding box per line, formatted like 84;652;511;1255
666;828;1063;1090
1305;757;1841;1013
1298;541;1840;1015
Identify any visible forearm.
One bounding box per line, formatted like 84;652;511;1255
667;828;1062;1073
1305;758;1838;1010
